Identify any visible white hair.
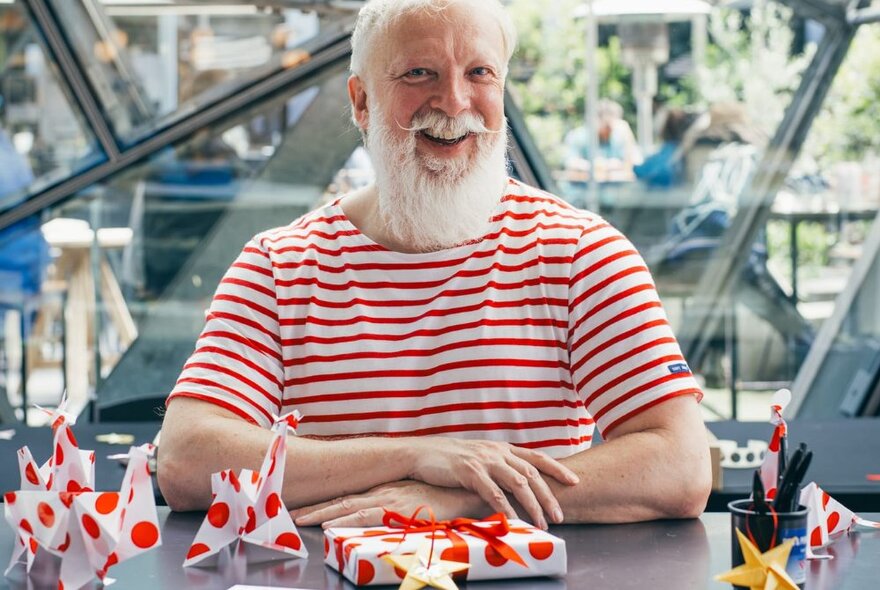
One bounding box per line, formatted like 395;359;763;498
350;0;518;79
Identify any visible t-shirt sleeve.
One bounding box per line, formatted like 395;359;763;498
568;220;702;437
166;236;283;427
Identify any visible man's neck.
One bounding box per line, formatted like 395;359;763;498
340;185;421;253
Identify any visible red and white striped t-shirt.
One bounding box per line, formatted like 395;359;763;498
168;178;701;458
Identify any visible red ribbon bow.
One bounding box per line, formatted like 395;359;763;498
382;507;527;568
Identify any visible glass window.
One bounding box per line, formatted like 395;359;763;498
0;0;105;215
47;0;355;144
506;0;878;420
0;58;363;422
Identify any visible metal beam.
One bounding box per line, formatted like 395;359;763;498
0;31;353;233
678;10;861;370
21;0;122;161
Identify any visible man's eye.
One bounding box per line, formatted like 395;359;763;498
471;67;491;76
406;68;428;77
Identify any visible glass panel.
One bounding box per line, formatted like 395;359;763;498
47;0;355;143
1;57;363;422
0;0;105;214
506;0;873;420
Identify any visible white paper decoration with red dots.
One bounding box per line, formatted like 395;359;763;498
4;397;161;589
184;410;308;567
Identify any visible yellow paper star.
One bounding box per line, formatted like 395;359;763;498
382;542;471;590
715;528;799;590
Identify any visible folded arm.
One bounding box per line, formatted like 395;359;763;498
293;394;711;527
158;396;578;528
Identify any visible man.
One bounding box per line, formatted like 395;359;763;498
563;99;643;183
158;0;711;530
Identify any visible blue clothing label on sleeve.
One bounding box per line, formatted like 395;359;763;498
667;362;690;374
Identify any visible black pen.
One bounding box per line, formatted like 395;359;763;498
752;470;767;515
774;446;804;511
777;429;788;493
787;450;812;512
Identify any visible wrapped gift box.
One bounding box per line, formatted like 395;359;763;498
324;516;566;586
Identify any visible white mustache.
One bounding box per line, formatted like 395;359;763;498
397;110;504;137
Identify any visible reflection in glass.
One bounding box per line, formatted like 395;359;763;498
506;0;878;420
48;0;353;143
15;60;361;420
0;1;104;212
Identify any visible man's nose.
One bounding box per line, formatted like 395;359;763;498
432;75;470;117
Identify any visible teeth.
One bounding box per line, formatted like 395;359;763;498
429;130;465;140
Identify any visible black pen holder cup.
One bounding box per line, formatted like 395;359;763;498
728;499;808;588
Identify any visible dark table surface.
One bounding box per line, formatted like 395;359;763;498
706;419;880;512
2;419;879;512
1;508;879;589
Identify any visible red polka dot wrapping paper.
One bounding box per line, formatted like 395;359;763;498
183;411;308;568
323;518;567;586
3;401;161;590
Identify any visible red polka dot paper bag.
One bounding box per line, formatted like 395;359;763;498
3;400;161;589
323;514;567;586
183;411;307;567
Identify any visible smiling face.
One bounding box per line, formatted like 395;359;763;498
349;1;508;175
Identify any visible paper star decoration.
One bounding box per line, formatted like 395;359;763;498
183;411;308;567
715;529;798;590
4;397;161;589
383;541;471;590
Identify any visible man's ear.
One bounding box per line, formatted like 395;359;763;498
348;75;369;130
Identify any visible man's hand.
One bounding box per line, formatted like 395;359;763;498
406;438;579;529
292;481;483;528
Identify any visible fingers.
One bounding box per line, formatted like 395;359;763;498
322;506;386;528
293;495;365;527
511;446;580;486
466;467;519;522
500;456;561;528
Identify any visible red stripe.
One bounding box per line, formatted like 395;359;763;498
274;265;569;292
576;338;678;392
200;330;282;363
193;345;283;389
592;374;696;421
167;392;260;425
282;317;567;348
276;277;568;310
285;357;567;387
214;294;276;321
271;237;579;273
570;235;629;268
265;227;363;244
278;297;568;327
340;417;594;438
286;379;574;405
221;277;276;299
491;208;593;224
570;319;669;375
174;377;275;423
584;354;685;407
181;361;281;407
266;221;586;258
241;245;270;259
515;435;593;450
231;261;273;278
206;311;281;345
301;398;585;422
570;265;648;311
601;389;702;436
570;300;662;351
288;337;565;366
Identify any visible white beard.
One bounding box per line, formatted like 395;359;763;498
365;109;509;252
